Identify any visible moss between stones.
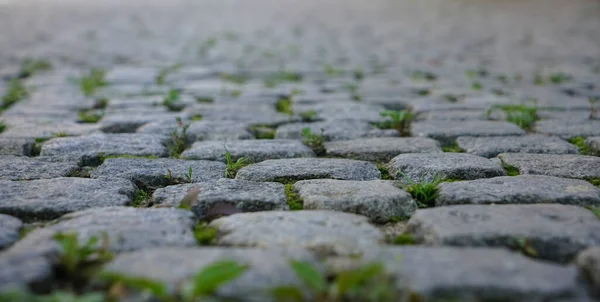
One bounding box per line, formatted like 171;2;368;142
194;222;218;245
275;97;293;116
587;178;600;187
502;164;520;176
442;142;463;153
249;125;276;139
377;164;393;180
585;205;600;219
388;233;417;245
284;184;303;210
132;189;151;207
569;136;594;155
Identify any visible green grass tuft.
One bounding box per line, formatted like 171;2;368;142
301;127;325;156
0;120;6;133
390;233;417;245
194;223;218;245
162;89;184;112
398;172;443;208
285;184;303;210
78;110;103;123
79;68;107;97
378;164;392;180
275;97;294;115
224;147;249;178
503;164;520;176
2;79;28;110
375;110;413;137
19;58;52;78
442;142;463;153
156;64;182;85
489;104;538;131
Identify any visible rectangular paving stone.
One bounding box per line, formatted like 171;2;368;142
235;158;381;182
324;137;442;162
99;112;186;133
0;121;101;140
412;120;526;147
40;133;171;166
0;214;22;250
138;119;253;141
388;153;506;182
0;177;136;221
406;204;600;262
294;179;417;223
360;246;582;301
185;104;295;126
102;247;317;299
209;210;384;258
91;158;225;189
152;179;288;219
437;175;600;207
535;119;600;139
0;156;79;181
275;119;397;141
497;153;600;181
0;138;35;156
180;139;315;163
456;135;579;158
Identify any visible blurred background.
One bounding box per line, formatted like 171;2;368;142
0;0;599;75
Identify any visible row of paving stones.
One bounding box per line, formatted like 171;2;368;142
1;66;600;301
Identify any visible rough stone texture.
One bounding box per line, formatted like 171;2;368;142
40;133;171;165
584;136;600;156
99;112;187;133
0;121;102;140
181;139;315;163
102;247;317;300
187;104;294;126
275;119;397;141
411;120;526;147
8;207;197;259
91;157;225;188
152;179;288;219
186;120;254;141
361;246;582;302
0;177;136;221
437;175;600;206
235;158;381;182
209;210;384;257
0;156;79;181
324;137;442;162
388;153;506;182
0;251;53;293
498;153;600;181
294;179;417;223
576;247;600;295
0;214;22;250
456;135;579;158
406;204;600;262
535;120;600;139
0;138;35;156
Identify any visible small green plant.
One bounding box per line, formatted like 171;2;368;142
133;190;150;207
301;127;325;155
376;110;414;137
51;232;113;279
390;233;417;245
79;68;107;97
250;125;276;139
156;64;182;85
100;273;170;302
224;147;249;178
19;58;52;78
489;104;538;131
398;172;443;208
92;97;109;109
180;260;249;301
285;184;303;210
1;79;28;110
271;261;398;302
162;89;183;112
194;222;218;245
503;164;520;176
513;237;538;257
276;97;294;116
220;73;248;85
264;71;303;88
589;97;599;120
78;110;103;123
411;70;437;82
471;81;483;90
585;205;600;219
442;143;463;153
548;72;572;84
196;96;214;103
0;120;6;133
185;166;193;183
377;164;392;180
168;117;190;158
298;110;318;122
323;64;344;77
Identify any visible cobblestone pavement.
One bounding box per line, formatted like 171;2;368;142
1;0;600;301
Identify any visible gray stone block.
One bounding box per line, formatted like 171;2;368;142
388;153;506;182
0;177;136;221
294;179;417;223
91;157;225;188
209;210;384;257
235;158;381;182
498;153;600;181
0;138;35;156
0;251;52;293
456;135;579;158
40;133;171;165
406;204;600;262
324;137;442;162
0;156;79;181
0;214;22;250
152;179;288;219
437;175;600;206
412;120;526;147
181;139;315;163
275;119;396;141
584;136;600;156
535;120;600;139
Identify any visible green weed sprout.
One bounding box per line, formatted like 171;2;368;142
398;172;443;207
180;260;249;301
52;232;113;278
168;117;190;158
1;79;28;110
301;127;325;155
79;68;107;96
156;64;182;85
377;110;413;137
224;147;249;178
488;104;538;131
78;110;103;123
0;120;6;133
19;58;52;78
162;89;183;112
298;110;318;122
